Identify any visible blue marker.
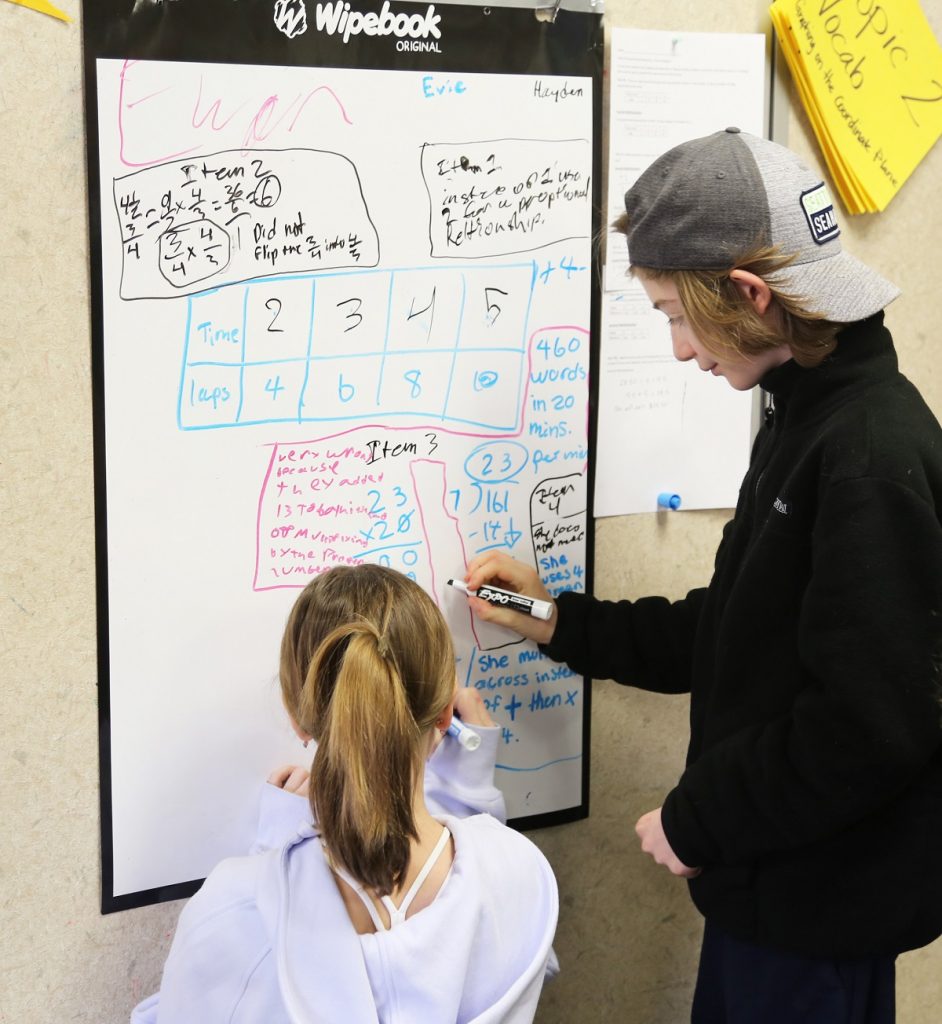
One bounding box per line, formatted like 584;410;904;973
657;492;682;510
447;717;481;751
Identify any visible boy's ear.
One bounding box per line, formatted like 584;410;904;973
728;269;773;316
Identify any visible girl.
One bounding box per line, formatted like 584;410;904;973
132;564;558;1023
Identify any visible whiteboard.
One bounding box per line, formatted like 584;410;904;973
83;2;602;910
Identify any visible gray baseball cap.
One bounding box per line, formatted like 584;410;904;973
622;127;899;323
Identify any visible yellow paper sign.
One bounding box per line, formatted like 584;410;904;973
4;0;70;22
770;0;942;212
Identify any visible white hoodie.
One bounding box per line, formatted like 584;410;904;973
131;727;559;1024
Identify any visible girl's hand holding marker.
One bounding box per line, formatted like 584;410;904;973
447;680;495;750
458;553;557;646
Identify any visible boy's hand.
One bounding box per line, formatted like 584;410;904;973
464;553;557;645
635;807;701;878
267;764;310;797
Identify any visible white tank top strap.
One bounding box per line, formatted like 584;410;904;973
327;824;452;932
380;824;452;928
327;856;390;933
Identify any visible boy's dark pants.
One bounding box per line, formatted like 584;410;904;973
692;921;896;1024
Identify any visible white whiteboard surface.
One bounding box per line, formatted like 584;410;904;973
93;56;595;902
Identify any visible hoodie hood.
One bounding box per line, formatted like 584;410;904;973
259;814;556;1024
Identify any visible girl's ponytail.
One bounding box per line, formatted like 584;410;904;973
309;622;419;893
280;565;455;894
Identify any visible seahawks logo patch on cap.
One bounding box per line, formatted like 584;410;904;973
800;183;840;245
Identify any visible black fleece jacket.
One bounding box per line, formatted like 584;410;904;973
545;313;942;957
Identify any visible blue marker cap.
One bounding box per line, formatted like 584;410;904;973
657;492;682;510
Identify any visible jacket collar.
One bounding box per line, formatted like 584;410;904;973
759;312;898;428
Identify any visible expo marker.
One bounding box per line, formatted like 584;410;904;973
446;717;482;751
446;578;553;621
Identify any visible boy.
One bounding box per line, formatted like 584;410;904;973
465;129;942;1023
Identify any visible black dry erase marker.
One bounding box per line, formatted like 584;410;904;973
446;578;553;621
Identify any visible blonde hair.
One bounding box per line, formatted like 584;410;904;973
280;565;455;895
611;211;841;368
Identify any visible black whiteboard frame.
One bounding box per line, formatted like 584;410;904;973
81;0;602;914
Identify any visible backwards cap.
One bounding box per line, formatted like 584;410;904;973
623;128;899;323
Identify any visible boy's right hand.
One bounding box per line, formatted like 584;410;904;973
465;553;557;645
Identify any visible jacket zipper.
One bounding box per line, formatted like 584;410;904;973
753;396;778;505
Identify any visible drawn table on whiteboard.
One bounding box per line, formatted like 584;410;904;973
178;263;536;431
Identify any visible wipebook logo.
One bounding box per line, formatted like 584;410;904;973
315;1;444;49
